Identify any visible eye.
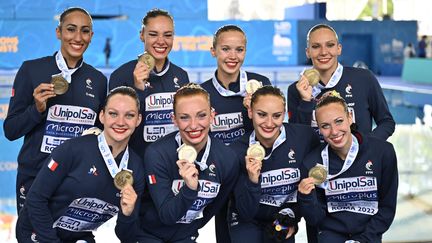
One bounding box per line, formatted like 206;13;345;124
164;32;173;38
272;113;283;119
335;118;344;125
125;113;136;119
66;26;77;33
180;115;190;121
148;32;158;37
320;124;330;129
108;111;117;118
257;112;266;118
236;47;244;53
197;112;208;119
311;44;320;49
222;47;229;52
327;42;335;48
81;27;91;34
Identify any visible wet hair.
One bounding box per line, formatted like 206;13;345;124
104;86;140;111
315;90;348;114
58;7;93;28
306;23;338;47
141;8;174;29
250;85;286;109
173;83;210;114
213;24;247;48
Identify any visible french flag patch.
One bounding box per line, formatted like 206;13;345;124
148;174;157;184
48;159;59;171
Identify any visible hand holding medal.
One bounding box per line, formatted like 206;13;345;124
138;52;155;71
246;142;265;184
177;143;198;164
247;142;265;161
176;144;199;190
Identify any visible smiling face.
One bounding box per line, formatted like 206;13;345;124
99;94;142;150
306;27;341;78
211;29;246;82
249;94;285;148
140;15;174;68
56;10;93;68
316;102;353;157
173;93;214;152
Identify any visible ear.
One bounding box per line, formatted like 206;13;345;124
305;47;311;59
337;43;342;56
210;107;216;125
136;114;142;127
210;47;216;57
56;27;61;40
171;112;178;127
99;110;105;126
139;29;145;42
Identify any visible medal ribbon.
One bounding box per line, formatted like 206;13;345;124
55;51;83;83
212;69;247;97
321;134;359;181
249;126;286;160
175;132;210;171
311;63;344;98
97;132;129;178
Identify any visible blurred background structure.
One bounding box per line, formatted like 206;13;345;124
1;0;432;242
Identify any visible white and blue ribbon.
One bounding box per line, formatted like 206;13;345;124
175;132;211;171
97;132;129;178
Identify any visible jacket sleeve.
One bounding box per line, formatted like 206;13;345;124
25;143;73;242
232;157;261;222
3;62;46;140
287;82;315;125
354;143;398;242
367;71;395;140
144;147;198;225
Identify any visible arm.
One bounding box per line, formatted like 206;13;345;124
25;143;72;242
3;62;54;140
367;72;395;140
144;148;198;225
354;143;398;242
287;82;315;125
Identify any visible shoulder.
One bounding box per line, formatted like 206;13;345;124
52;135;96;157
284;123;315;135
169;62;188;74
20;55;54;70
82;62;107;80
343;66;377;81
111;60;137;76
147;133;177;153
200;78;213;89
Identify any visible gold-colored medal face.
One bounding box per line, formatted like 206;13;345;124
51;74;69;95
178;144;197;164
308;165;328;185
81;127;102;136
303;68;320;87
245;79;262;94
246;143;266;161
138;52;155;70
114;170;134;190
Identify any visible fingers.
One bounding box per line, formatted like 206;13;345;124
296;75;313;101
133;62;151;90
33;83;56;113
298;177;316;195
285;226;296;239
120;184;137;216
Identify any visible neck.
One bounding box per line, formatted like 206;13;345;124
217;70;238;89
155;59;166;72
256;130;280;149
334;134;352;160
318;64;338;85
111;143;127;158
61;50;79;69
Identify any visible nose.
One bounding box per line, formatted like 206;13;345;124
116;115;126;126
73;30;83;42
266;117;273;127
190;117;198;129
319;46;328;56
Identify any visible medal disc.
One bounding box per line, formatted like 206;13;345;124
246;143;266;161
245;79;262;94
178;144;197;163
51;74;69;95
114;170;134;190
81;127;102;136
303;69;320;87
308;165;327;185
138;52;155;70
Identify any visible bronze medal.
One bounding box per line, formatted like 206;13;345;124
246;142;266;161
178;144;197;164
51;74;69;95
245;79;262;94
303;68;320;87
114;169;134;190
138;52;155;70
308;164;328;185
